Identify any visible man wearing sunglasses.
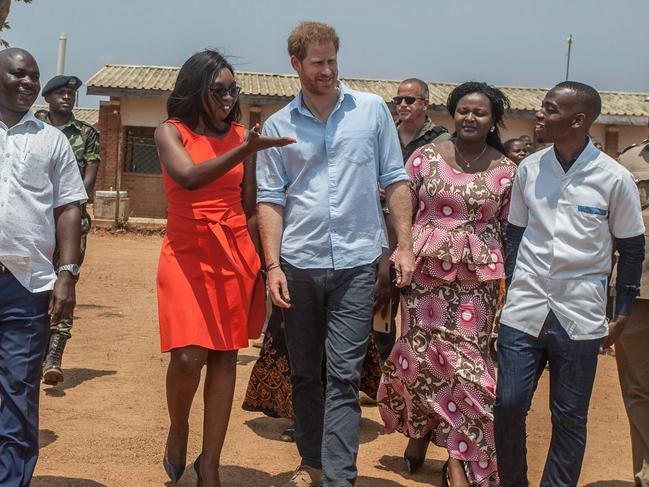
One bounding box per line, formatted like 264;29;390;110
393;78;449;162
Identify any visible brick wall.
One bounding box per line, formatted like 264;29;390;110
605;128;620;158
95;100;122;193
121;173;167;219
95;99;168;219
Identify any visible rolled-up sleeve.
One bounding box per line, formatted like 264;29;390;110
256;121;289;207
609;171;645;239
376;100;408;189
507;163;529;227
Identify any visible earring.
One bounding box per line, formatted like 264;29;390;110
490;127;495;133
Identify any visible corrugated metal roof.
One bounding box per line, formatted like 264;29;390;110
32;104;99;125
87;64;649;118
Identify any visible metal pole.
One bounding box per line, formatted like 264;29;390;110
56;32;67;75
114;127;124;227
565;34;573;81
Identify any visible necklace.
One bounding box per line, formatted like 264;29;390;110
455;142;487;168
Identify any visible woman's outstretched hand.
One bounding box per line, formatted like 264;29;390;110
245;123;296;152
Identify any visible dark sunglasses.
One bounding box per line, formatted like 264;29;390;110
392;96;425;105
209;84;241;99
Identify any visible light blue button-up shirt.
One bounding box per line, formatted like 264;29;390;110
257;82;408;270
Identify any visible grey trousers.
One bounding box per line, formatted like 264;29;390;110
616;299;649;487
281;259;376;487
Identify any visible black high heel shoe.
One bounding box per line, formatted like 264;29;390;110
194;456;202;487
163;449;185;483
163;428;187;483
403;434;431;474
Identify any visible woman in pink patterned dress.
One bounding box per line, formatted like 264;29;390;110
378;82;516;487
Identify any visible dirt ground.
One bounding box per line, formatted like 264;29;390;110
32;232;636;487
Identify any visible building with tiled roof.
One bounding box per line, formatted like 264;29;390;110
88;64;649;122
87;64;649;219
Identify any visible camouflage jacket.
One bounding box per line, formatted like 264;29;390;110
396;116;450;163
43;112;100;179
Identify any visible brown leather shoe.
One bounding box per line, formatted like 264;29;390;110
281;464;323;487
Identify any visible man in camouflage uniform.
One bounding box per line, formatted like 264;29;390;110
616;138;649;486
40;75;100;385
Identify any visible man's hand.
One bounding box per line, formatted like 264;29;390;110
49;272;76;323
602;314;629;348
245;123;296;152
267;267;291;309
392;245;415;288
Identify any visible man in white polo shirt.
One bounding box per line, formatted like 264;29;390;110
0;48;87;487
494;81;645;487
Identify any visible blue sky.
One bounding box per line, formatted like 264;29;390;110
5;0;649;107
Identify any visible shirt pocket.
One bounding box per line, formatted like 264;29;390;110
573;204;608;232
13;152;51;192
337;129;375;165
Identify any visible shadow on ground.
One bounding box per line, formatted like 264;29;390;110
244;416;293;442
32;477;107;487
166;466;411;487
245;415;383;445
358;417;383;444
376;454;446;484
237;354;257;366
75;303;112;310
43;368;117;397
583;482;635;487
38;429;58;449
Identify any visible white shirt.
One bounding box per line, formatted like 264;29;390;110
501;141;645;340
0;110;87;293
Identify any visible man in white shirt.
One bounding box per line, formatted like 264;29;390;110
0;48;87;487
495;81;645;487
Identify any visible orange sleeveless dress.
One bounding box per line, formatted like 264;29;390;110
157;119;265;352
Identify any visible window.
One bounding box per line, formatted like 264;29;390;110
123;126;161;174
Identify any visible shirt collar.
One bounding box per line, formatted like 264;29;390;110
396;116;435;142
291;80;354;118
45;111;80;130
0;109;44;130
553;137;595;173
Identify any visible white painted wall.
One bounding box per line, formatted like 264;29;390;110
120;98;168;127
119;97;647;155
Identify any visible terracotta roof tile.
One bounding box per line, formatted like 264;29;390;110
87;64;649;118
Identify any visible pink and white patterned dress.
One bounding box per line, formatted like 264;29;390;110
378;143;516;486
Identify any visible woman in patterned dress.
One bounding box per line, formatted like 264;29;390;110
377;82;516;487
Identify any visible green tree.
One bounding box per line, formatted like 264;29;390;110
1;0;33;48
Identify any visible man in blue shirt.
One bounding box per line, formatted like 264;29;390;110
257;22;415;487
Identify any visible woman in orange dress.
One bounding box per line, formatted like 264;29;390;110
154;49;294;487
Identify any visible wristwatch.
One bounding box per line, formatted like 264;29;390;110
58;264;80;278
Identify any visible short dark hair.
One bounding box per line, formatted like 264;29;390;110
504;138;522;153
287;22;340;61
166;49;241;133
400;78;429;100
555;81;602;121
447;81;511;153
